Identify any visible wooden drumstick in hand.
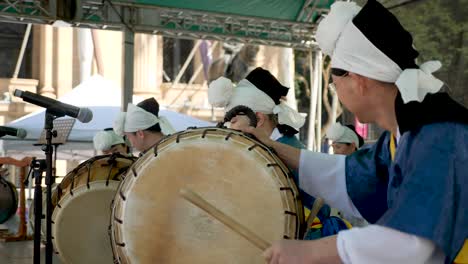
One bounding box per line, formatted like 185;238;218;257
180;188;271;251
303;197;324;239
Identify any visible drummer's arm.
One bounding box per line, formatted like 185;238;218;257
263;140;301;170
242;127;301;169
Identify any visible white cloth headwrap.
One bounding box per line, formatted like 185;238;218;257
208;77;305;131
93;130;125;151
326;122;359;147
316;2;444;103
113;103;175;136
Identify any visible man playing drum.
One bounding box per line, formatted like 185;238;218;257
243;0;468;263
113;97;175;154
208;68;350;239
209;67;306;148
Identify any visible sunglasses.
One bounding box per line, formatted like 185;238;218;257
331;68;349;77
329;68;350;92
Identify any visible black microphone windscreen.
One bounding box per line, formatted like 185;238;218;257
16;129;27;139
77;108;93;123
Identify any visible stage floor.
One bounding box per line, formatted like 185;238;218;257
0;214;62;264
0;240;62;264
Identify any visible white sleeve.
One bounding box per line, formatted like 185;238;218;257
336;225;445;264
298;150;362;219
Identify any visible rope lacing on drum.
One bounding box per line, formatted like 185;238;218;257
153;144;159;157
266;163;280;168
86;160;93;190
70;168;79;196
248;143;260;151
105;160;116;186
119;189;126;201
114;215;123;224
201;128;218;138
115;242;125;247
57;185;63;202
176;132;185;143
225;132;235;140
284;211;298;217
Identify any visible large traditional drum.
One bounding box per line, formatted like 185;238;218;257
111;128;304;264
0;177;18;224
51;154;136;264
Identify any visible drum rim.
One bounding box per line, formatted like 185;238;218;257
51;180;120;263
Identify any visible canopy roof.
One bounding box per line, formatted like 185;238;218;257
0;0;335;49
1;75;213;160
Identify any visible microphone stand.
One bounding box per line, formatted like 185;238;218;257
31;159;46;264
33;110;62;264
44;110;60;264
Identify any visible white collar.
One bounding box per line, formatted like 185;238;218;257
270;128;282;141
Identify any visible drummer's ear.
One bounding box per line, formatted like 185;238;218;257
255;112;266;128
135;130;145;138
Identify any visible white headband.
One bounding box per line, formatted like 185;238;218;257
326;123;359;147
208;77;305;131
93;130;125;151
113;103;175;136
316;1;444;103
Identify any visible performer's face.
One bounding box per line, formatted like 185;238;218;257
124;131;144;152
228;114;252;130
332;73;371;123
331;142;356;155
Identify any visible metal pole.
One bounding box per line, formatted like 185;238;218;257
307;50;318;150
13;24;32;79
122;29;134;110
172;40;202;85
44;113;56;264
316;51;323;152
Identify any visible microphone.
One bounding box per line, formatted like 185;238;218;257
0;126;27;139
14;89;93;123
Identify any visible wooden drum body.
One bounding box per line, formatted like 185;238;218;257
111;128;303;264
51;154;135;264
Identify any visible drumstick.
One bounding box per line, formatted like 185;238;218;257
180;188;271;251
303;197;324;239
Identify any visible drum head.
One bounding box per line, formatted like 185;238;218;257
112;128;302;264
52;181;120;263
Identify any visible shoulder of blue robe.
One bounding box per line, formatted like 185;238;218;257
345;131;392;223
276;135;306;149
378;122;468;262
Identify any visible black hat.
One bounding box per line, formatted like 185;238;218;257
353;0;419;70
245;67;289;104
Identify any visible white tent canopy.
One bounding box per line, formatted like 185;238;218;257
1;75;213;160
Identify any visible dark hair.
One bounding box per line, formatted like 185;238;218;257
267;114;298;137
224;105;258;127
136;98;162;133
